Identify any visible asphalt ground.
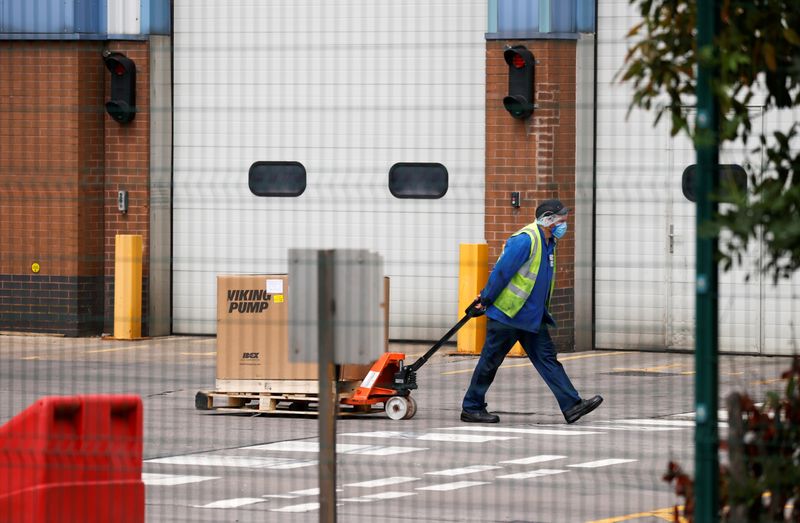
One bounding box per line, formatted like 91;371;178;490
0;334;794;522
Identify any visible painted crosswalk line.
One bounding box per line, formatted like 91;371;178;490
196;497;266;509
142;473;219;486
568;459;637;468
341;430;517;443
344;476;420;488
549;424;684;432
271;502;325;513
244;441;428;456
496;468;569;480
288;487;343;496
342;491;417;502
416;481;490;491
425;465;502;476
439;426;603;436
604;418;729;428
499;455;566;465
146;454;317;469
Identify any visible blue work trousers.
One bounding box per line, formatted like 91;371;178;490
462;319;581;413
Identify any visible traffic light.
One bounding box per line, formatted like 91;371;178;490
103;51;136;124
502;45;536;119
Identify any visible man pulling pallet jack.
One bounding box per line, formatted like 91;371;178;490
350;199;603;422
460;199;603;424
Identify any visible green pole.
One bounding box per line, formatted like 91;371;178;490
695;0;720;521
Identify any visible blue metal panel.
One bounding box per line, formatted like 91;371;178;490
497;0;539;33
141;0;170;35
74;0;101;33
490;0;595;36
551;0;575;32
0;0;101;34
576;0;595;32
487;0;497;34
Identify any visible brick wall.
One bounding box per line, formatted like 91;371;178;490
102;42;151;335
0;40;151;336
485;40;577;351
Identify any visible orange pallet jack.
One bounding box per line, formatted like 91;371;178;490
342;299;484;420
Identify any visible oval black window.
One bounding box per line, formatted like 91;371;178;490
249;161;306;197
388;163;448;199
681;164;747;203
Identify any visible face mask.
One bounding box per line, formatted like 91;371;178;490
552;222;567;239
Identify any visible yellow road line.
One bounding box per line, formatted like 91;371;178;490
21;356;41;360
85;345;150;354
751;377;788;385
586;506;682;523
441;351;634;376
179;351;216;356
613;363;685;373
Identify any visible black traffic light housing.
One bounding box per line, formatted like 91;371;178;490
103;51;136;124
502;45;536;119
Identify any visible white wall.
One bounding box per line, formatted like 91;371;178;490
595;0;799;355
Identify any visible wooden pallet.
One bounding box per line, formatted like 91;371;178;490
195;380;383;416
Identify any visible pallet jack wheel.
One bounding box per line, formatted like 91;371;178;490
403;396;417;420
385;396;415;421
195;391;211;411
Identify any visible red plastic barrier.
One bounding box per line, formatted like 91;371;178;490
0;395;144;523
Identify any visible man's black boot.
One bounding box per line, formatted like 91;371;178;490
460;409;500;423
563;395;603;424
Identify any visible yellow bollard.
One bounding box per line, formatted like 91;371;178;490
114;234;143;339
508;341;526;357
457;244;488;354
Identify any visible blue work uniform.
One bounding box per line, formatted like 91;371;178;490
462;227;581;413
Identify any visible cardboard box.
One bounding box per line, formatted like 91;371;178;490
216;275;388;381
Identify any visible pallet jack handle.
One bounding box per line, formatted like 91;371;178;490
406;298;484;373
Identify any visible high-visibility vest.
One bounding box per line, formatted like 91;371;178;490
493;223;556;319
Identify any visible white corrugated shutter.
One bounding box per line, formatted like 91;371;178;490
596;0;798;355
172;0;486;338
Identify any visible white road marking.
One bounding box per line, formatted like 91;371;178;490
352;492;416;500
245;441;371;453
145;455;316;469
670;410;730;420
359;446;429;456
425;465;502;476
271;503;323;513
553;424;683;432
416;481;490;491
196;497;266;509
606;418;729;428
345;476;419;488
289;488;343;496
568;459;637;468
141;473;219;486
419;433;518;443
607;419;697;427
439;426;603;436
245;441;427;456
262;494;300;499
496;469;569;480
499;455;566;465
342;430;517;443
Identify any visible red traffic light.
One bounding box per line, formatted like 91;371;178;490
503;47;533;69
102;51;136;124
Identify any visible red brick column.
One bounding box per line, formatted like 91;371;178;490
485;40;577;351
102;41;151;335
